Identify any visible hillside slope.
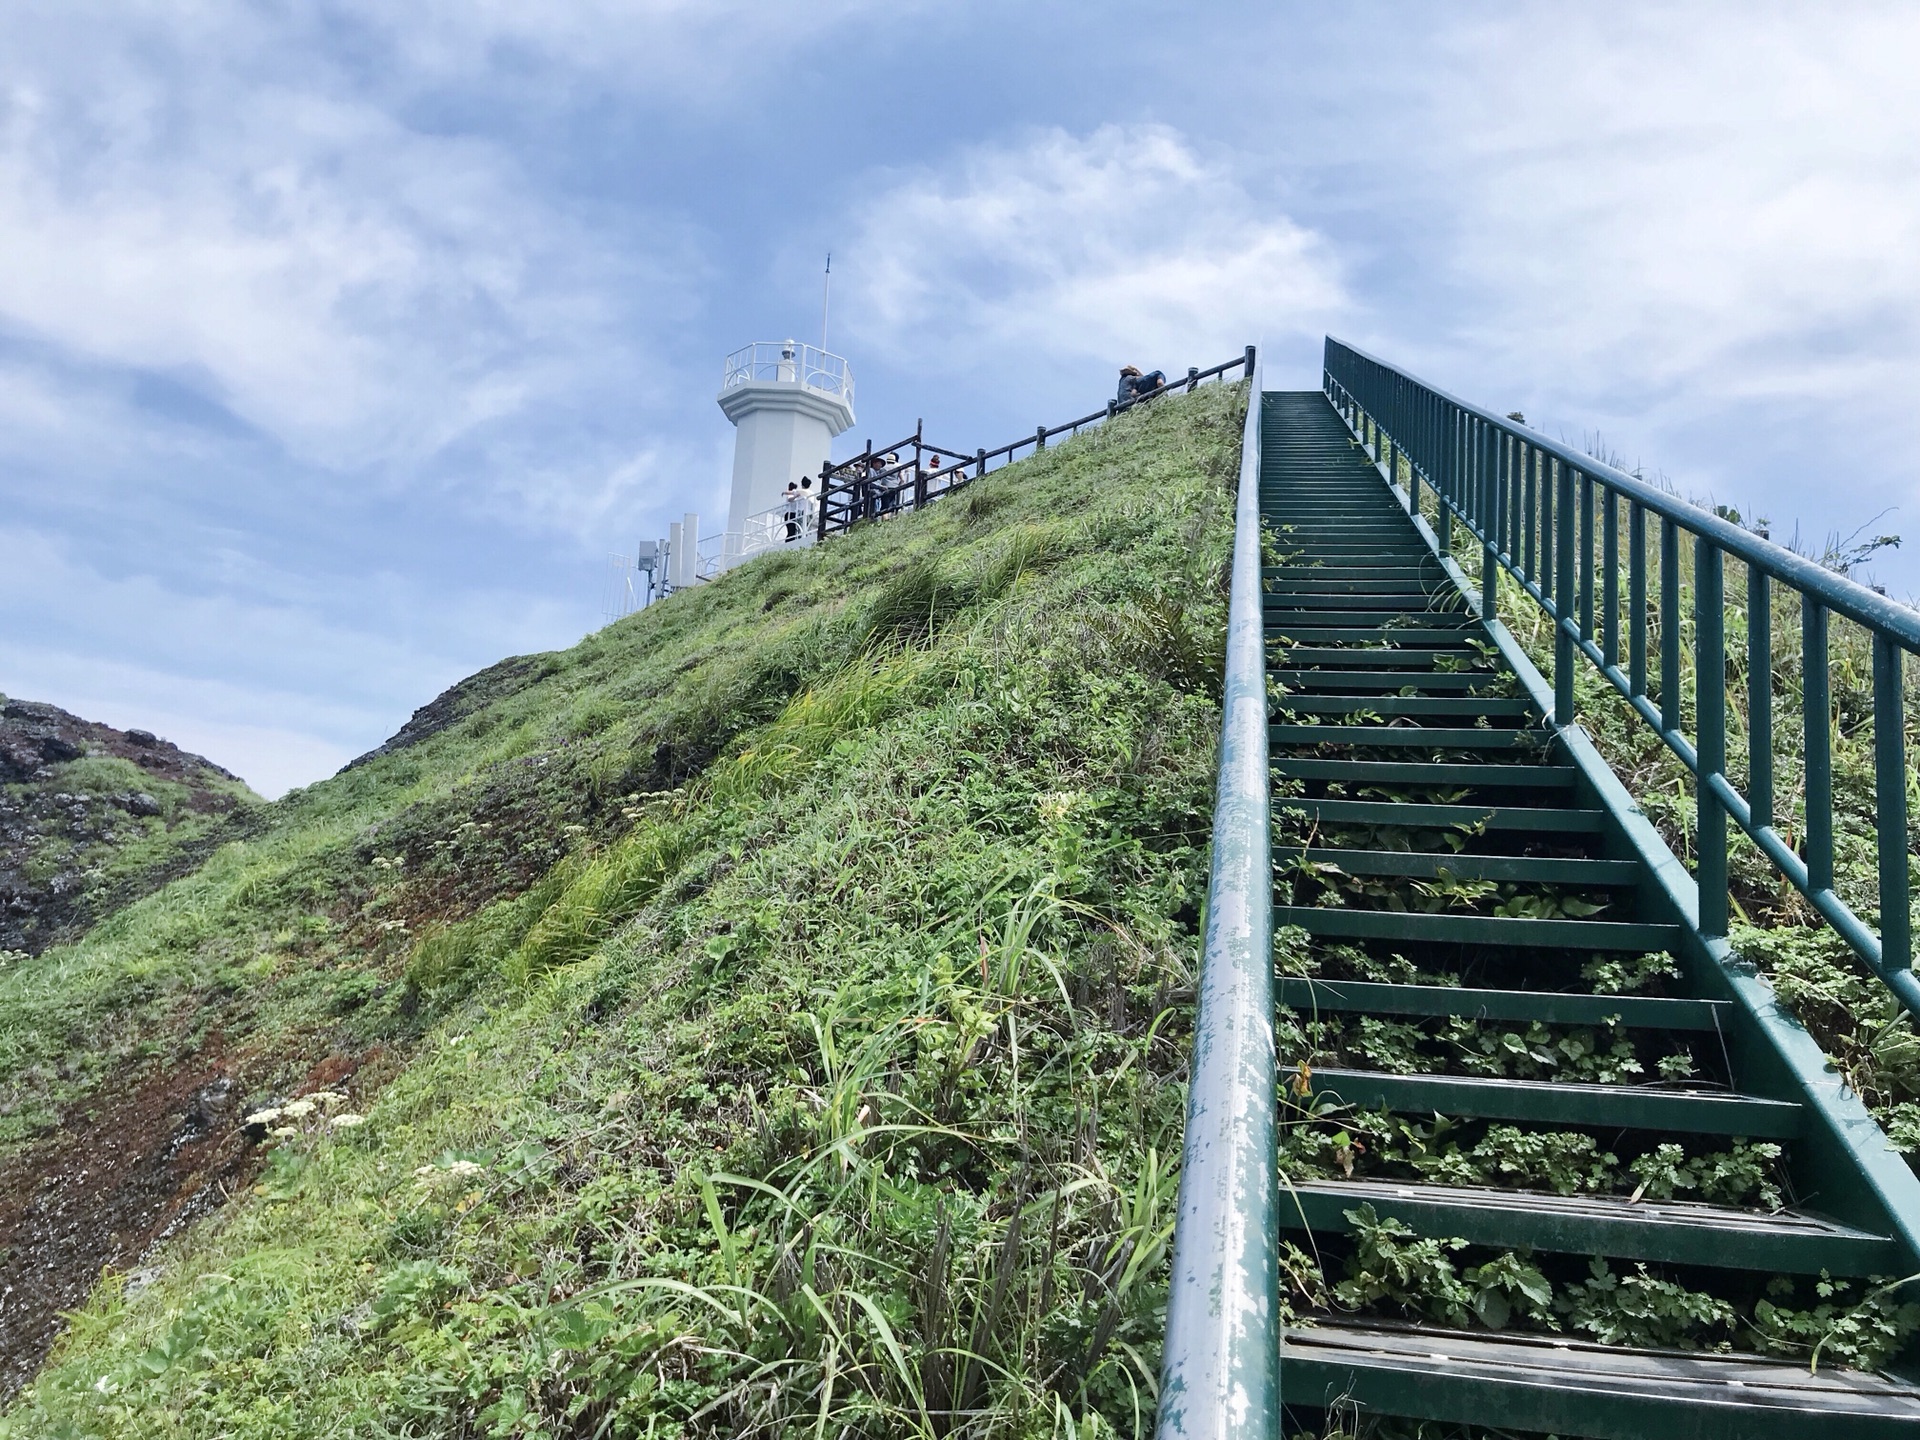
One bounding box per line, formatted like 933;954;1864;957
0;380;1245;1436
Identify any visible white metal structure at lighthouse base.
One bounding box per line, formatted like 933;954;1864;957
714;340;855;572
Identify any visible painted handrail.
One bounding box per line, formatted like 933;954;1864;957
1155;363;1278;1440
1323;336;1919;1020
815;348;1257;539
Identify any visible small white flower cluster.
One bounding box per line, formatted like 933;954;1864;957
433;819;494;852
0;949;28;968
370;854;405;875
619;788;685;825
377;918;409;934
245;1089;363;1139
413;1158;485;1185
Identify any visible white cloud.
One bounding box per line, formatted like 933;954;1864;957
1365;6;1920;411
0;524;579;794
844;124;1345;371
0;74;677;475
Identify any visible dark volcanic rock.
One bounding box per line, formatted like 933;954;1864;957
0;695;257;956
341;652;550;771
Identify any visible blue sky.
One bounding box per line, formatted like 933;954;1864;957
4;2;1918;795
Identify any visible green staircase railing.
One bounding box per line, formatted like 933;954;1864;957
1324;337;1919;1018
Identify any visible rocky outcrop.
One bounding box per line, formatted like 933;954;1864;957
339;652;551;771
0;696;255;956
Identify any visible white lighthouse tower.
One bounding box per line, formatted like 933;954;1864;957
715;339;855;570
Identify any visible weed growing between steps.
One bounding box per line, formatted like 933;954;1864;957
2;383;1245;1436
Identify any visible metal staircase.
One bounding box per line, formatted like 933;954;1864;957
1155;370;1920;1440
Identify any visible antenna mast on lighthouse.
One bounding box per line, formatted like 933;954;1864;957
820;253;831;354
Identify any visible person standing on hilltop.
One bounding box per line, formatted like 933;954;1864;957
1117;364;1167;405
783;480;804;543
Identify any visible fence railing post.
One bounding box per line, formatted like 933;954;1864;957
1874;634;1911;976
1555;463;1577;725
1696;538;1728;937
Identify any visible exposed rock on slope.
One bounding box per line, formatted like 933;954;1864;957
0;697;258;957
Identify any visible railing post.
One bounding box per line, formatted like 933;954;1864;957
816;462;832;542
1660;520;1682;734
1035;424;1047;451
1804;600;1833;895
1243;343;1256;378
975;447;986;479
1555;464;1577;725
1749;566;1772;831
1630;503;1648;697
1188;365;1200;392
1602;489;1620;668
1874;634;1911;977
1482;426;1498;625
1696;539;1728;937
1580;474;1595;643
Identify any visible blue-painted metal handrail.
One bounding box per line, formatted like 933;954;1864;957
1323;336;1920;1020
1155;367;1279;1439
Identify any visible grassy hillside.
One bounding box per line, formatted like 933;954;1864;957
0;380;1245;1437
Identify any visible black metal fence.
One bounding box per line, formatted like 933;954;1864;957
814;347;1256;540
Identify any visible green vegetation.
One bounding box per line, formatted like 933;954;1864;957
1;382;1247;1436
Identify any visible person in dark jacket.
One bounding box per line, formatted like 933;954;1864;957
1117;365;1167;404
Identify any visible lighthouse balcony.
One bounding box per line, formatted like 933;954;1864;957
721;340;854;409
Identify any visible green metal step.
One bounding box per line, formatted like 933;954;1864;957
1270;725;1542;750
1272;631;1490;648
1278;1179;1896;1275
1276;846;1637;885
1270;670;1516;691
1272;759;1576;787
1266;611;1477;629
1281;1323;1920;1439
1277;906;1680;950
1306;1067;1803;1137
1266;579;1445;591
1275;797;1604;831
1275;977;1724;1028
1275;648;1490;667
1267;593;1456;609
1275;695;1535;719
